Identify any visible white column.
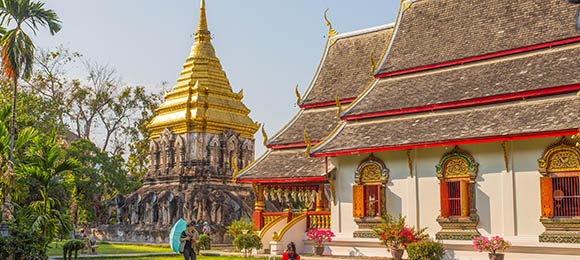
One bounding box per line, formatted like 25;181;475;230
406;150;420;229
500;141;517;236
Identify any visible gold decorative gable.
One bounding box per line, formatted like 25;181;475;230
355;154;389;185
436;147;478;180
538;139;580;176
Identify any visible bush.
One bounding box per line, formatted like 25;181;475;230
0;235;7;260
232;232;262;259
372;214;427;249
199;234;211;250
2;227;48;260
406;241;446;260
226;218;255;238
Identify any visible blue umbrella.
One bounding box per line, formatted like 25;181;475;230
169;218;186;253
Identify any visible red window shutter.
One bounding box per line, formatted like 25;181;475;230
540;177;553;218
440;181;450;218
353;185;365;218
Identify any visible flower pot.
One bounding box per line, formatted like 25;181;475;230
390;248;404;260
314;246;325;256
489;253;505;260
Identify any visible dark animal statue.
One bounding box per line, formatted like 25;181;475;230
62;239;85;260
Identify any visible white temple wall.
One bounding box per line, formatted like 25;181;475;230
330;136;567;241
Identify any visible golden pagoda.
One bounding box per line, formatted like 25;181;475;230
148;0;258;139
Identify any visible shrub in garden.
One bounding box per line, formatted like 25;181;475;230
472;236;511;255
3;227;48;260
226;218;254;238
232;232;263;259
372;214;427;250
306;228;335;247
406;241;446;260
198;234;212;250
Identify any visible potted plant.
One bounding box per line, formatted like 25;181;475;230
472;236;511;260
372;214;426;260
306;228;335;256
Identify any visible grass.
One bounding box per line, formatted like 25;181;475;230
47;241;172;256
57;256;273;260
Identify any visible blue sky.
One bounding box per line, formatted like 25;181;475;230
34;0;400;155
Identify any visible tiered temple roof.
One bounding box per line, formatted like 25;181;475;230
236;22;394;182
310;0;580;157
147;0;258;139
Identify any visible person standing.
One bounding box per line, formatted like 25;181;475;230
180;221;200;260
202;221;211;235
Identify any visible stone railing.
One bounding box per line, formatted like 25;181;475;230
307;211;330;230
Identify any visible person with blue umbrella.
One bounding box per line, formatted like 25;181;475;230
180;221;200;260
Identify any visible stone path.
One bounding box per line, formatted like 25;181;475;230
49;250;389;260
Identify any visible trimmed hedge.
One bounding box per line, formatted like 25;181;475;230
406;241;446;260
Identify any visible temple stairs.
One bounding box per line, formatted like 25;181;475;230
257;211;330;255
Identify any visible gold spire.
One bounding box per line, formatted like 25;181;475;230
147;0;258;139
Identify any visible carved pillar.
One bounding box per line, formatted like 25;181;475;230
316;184;328;212
253;183;265;230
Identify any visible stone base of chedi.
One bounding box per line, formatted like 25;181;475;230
94;183;259;244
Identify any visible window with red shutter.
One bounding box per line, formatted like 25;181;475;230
552;176;580;217
447;181;461;217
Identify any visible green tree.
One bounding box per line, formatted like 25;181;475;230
0;104;37;221
65;139;139;225
0;0;61;171
18;132;79;248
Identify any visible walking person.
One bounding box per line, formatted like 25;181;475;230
180;221;200;260
282;242;300;260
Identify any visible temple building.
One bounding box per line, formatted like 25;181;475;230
237;0;580;259
95;0;265;243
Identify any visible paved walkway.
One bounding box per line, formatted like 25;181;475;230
49;249;388;260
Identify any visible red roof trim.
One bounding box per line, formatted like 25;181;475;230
343;84;580;121
237;177;327;183
300;98;356;109
375;36;580;78
268;141;320;149
312;129;578;158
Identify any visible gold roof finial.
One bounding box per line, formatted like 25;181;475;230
261;124;268;146
196;0;210;39
370;54;377;76
295;84;302;106
335;93;342;117
191;0;215;58
324;9;339;38
232;157;239;181
304;129;312;156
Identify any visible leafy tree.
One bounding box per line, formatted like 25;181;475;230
0;0;61;162
18;132;79;248
0;104;37;222
65;139;139;225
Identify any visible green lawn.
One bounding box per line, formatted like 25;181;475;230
47;242;172;256
79;256;273;260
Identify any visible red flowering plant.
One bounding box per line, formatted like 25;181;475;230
472;236;511;254
372;214;427;250
306;228;335;247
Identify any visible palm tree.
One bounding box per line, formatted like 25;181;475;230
0;0;61;163
19;132;79;248
0;104;36;221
